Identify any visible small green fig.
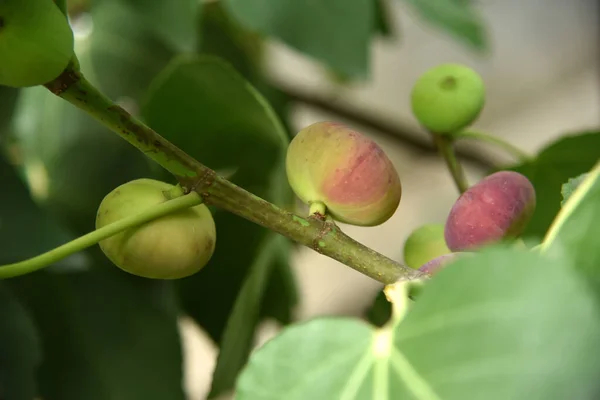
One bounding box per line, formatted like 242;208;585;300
0;0;74;87
286;121;402;226
403;224;451;269
96;179;216;279
411;64;485;134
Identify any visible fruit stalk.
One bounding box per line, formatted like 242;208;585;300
0;191;203;279
455;130;533;164
431;134;469;193
44;64;424;284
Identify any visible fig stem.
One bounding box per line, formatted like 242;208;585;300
308;201;327;217
455;130;533;163
42;64;425;284
165;184;186;199
0;192;203;279
383;281;411;325
431;133;469;193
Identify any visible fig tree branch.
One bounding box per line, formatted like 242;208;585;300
43;62;424;284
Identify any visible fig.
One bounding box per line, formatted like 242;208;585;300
411;64;485;134
445;171;536;252
0;0;74;87
403;223;451;269
418;252;467;276
96;179;216;279
286;121;401;226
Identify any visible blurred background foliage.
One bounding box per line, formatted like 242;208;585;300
0;0;598;399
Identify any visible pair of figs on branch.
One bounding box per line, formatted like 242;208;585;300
95;121;403;279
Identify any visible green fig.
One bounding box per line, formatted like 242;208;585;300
0;0;74;87
403;224;451;269
96;179;216;279
286;121;402;226
411;64;485;134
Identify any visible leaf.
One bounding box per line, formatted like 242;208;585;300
561;173;589;206
197;1;264;79
374;0;395;37
236;248;600;399
543;161;600;291
400;0;487;51
365;290;392;328
197;2;294;137
0;85;19;136
142;55;297;341
0;282;41;400
9;86;156;234
209;234;294;399
224;0;375;79
259;243;299;324
111;0;200;53
142;55;287;180
88;0;177;101
509;131;600;239
0;152;74;265
6;255;186;400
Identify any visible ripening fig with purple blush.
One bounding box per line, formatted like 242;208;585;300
286;121;402;226
444;171;536;252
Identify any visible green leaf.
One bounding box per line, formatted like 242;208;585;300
6;256;185;400
142;55;287;180
259;243;299;324
543;161;600;291
110;0;200;52
9;85;156;234
0;85;19;135
0;282;41;400
209;234;295;399
88;0;177;101
561;173;589;206
142;55;297;341
509;131;600;239
365;290;392;328
0;152;74;265
197;2;294;137
197;1;264;79
224;0;374;79
236;248;600;399
374;0;395;37
400;0;487;51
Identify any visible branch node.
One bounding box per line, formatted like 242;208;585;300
44;61;81;96
312;219;336;254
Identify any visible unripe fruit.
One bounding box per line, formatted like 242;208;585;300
445;171;536;252
411;64;485;134
418;253;465;276
286;121;401;226
403;224;451;269
0;0;74;87
96;179;216;279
